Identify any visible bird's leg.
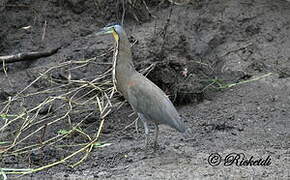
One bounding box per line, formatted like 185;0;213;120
153;123;159;150
134;117;140;135
142;119;149;147
138;113;150;147
144;122;149;147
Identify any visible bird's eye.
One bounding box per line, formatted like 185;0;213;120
105;22;119;28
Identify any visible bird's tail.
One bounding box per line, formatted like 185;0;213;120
174;117;194;139
172;116;186;133
182;127;194;139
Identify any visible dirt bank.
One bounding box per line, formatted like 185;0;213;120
0;0;289;179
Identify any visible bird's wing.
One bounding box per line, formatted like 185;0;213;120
127;73;184;132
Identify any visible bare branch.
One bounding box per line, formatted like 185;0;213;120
0;47;61;64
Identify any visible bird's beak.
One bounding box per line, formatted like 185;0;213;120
95;27;113;36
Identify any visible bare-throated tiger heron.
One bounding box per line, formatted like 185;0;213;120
96;24;187;148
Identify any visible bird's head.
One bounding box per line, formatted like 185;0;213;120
95;23;123;41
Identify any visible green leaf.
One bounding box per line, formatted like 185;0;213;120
57;129;70;135
0;141;9;145
93;142;112;148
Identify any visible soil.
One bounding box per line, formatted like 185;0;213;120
0;0;290;179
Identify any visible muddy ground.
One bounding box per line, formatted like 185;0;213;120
0;0;290;179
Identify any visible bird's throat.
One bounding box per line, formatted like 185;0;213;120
113;39;135;98
112;31;119;41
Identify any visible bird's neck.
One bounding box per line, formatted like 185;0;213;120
113;34;136;97
117;36;133;67
114;35;135;73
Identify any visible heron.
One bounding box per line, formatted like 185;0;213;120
96;24;188;148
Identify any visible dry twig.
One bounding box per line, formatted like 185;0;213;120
0;44;155;177
0;47;60;64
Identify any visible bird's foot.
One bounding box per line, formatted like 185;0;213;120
153;142;160;152
144;135;150;149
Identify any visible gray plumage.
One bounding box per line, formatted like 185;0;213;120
96;24;187;147
127;73;186;133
